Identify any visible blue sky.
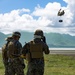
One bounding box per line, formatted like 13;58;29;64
0;0;67;13
0;0;75;36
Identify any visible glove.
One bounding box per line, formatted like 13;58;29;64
42;36;46;43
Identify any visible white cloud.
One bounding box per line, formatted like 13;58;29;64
63;0;75;22
0;1;75;36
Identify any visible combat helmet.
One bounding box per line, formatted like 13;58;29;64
12;31;21;38
5;36;13;41
34;29;44;37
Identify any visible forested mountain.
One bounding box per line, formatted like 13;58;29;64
0;32;75;48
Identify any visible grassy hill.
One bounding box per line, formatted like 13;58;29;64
0;53;75;75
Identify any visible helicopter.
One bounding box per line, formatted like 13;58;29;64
57;9;65;22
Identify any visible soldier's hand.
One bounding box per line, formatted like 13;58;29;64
20;55;26;59
42;36;46;43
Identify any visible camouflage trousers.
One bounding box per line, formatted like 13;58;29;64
3;59;9;75
8;58;25;75
27;59;44;75
3;61;9;75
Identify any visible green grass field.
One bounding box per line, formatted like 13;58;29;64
0;54;75;75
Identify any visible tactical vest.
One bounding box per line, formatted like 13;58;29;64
26;41;43;61
7;41;19;58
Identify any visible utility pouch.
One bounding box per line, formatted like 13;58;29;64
30;41;43;58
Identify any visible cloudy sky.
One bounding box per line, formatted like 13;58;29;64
0;0;75;36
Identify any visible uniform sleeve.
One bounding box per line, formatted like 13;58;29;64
15;41;22;54
22;43;29;55
43;43;50;54
16;41;22;50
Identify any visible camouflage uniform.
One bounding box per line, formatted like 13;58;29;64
2;36;13;75
7;32;25;75
22;29;50;75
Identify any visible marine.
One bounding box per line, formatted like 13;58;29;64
7;31;25;75
2;36;13;75
22;29;50;75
